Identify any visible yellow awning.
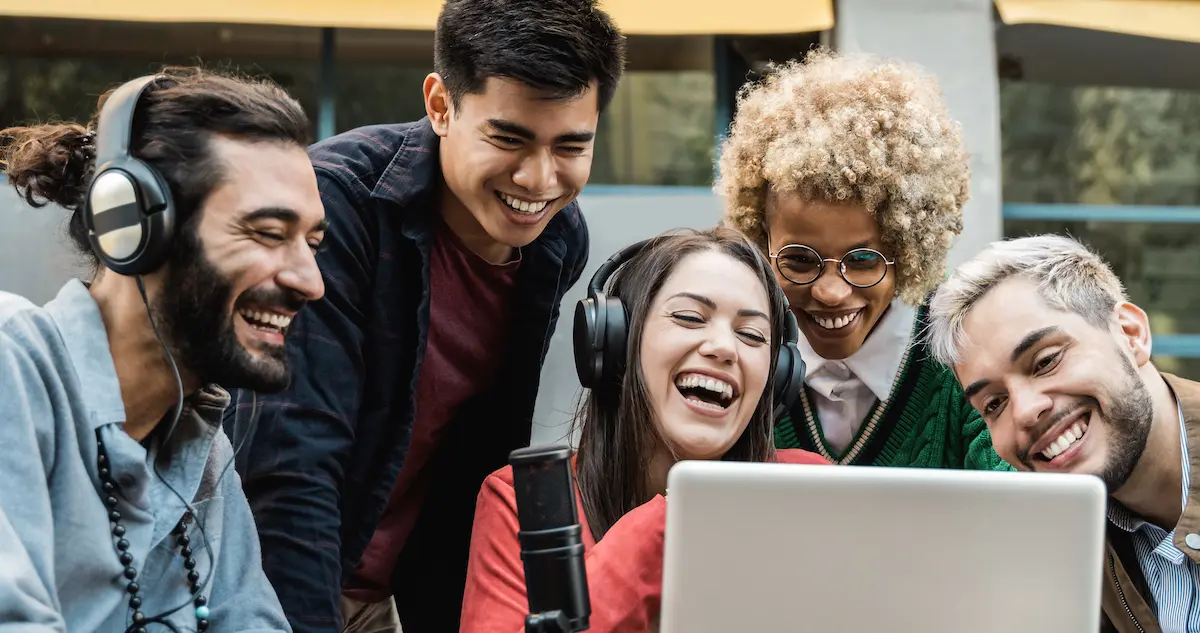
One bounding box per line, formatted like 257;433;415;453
0;0;833;35
995;0;1200;44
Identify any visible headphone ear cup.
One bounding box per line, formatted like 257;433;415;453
573;295;605;389
85;158;176;276
772;310;806;422
601;294;628;387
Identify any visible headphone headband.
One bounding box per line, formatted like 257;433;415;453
93;75;162;169
588;237;653;297
84;74;177;276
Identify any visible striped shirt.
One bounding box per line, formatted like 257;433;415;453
1108;396;1200;633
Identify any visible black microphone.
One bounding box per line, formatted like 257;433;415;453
510;443;591;633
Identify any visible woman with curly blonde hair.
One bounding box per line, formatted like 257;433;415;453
719;49;1011;472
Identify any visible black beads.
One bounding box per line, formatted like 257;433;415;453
97;434;211;630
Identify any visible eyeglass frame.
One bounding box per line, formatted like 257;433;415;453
767;244;897;289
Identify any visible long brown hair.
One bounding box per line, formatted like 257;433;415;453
574;226;786;539
0;66;310;275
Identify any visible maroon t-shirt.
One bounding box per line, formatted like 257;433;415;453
344;218;522;601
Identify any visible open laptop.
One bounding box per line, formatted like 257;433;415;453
659;461;1107;633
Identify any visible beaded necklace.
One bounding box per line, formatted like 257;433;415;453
96;431;210;632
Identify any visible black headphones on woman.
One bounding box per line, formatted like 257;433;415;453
572;237;805;422
84;74;177;276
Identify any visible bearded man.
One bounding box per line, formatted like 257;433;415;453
926;233;1200;633
0;68;326;632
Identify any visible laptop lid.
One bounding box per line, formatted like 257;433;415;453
660;461;1107;633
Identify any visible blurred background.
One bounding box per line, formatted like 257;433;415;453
0;0;1197;443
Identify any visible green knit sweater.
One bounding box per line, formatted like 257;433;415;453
776;304;1014;471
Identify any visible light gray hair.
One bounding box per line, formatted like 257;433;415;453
925;234;1128;367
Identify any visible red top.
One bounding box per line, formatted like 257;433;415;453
459;449;830;632
345;218;523;601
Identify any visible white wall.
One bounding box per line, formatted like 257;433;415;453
832;0;1004;270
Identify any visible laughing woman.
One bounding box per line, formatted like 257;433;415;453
719;50;1012;471
458;227;828;633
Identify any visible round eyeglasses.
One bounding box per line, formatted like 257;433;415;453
768;245;896;288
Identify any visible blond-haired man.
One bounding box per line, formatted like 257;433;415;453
926;233;1200;633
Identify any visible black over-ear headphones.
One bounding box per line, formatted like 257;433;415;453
84;75;176;276
572;238;806;422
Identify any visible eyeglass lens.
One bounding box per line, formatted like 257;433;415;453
775;246;889;288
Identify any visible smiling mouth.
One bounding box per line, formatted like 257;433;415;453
674;372;737;411
238;308;293;339
1033;414;1090;462
496;191;552;215
808;308;864;331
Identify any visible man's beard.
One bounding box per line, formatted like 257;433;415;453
153;226;302;393
1023;347;1153;493
1096;350;1154;493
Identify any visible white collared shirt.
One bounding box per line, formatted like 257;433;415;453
797;299;917;454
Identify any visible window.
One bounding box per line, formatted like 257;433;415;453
1001;78;1200;379
0;18;728;188
1001;80;1200;207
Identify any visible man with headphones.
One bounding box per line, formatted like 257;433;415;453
220;2;625;632
0;68;325;631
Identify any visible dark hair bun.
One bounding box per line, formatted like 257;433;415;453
0;123;96;211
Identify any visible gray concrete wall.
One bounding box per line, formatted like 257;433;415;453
832;0;1004;270
0;185;86;304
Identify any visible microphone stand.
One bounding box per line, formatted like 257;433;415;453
525;610;572;633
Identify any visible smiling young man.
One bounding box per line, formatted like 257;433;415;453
927;234;1200;633
220;2;626;632
0;68;325;631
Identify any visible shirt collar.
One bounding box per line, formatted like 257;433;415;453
372;116;441;208
43;279;127;430
798;299;917;402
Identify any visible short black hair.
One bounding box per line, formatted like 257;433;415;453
434;0;626;113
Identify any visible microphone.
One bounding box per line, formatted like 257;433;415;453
510;443;592;633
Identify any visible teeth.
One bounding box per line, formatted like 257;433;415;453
1041;421;1089;460
811;310;862;330
673;372;734;401
239;309;293;331
499;192;550;215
